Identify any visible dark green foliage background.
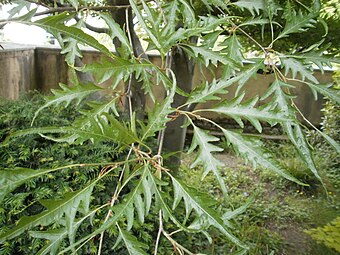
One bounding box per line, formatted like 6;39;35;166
0;92;118;254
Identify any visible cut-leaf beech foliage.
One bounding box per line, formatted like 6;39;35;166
0;0;339;254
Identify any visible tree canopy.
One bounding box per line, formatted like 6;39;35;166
0;0;339;254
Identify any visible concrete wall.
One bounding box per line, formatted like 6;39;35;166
0;43;334;125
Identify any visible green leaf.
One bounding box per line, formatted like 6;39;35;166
29;228;67;255
2;126;71;145
208;0;229;10
0;182;95;242
165;16;235;50
185;75;243;105
0;167;52;204
315;129;340;154
78;96;120;123
305;82;340;104
238;17;271;27
7;112;140;146
236;59;265;96
233;0;265;15
188;125;228;196
98;13;133;57
178;0;196;26
130;0;163;55
280;57;318;83
223;130;307;185
32;82;103;124
161;0;180;37
147;172;203;234
275;6;318;41
169;174;246;248
201;31;223;48
205;93;289;133
7;0;32;18
118;226;148;255
60;19;84;66
103;113;140;145
265;79;323;185
0;163;95;205
219;34;244;78
66;0;79;9
223;196;254;221
20;13;114;59
79;57;154;89
283;123;323;185
49;115;138;146
181;44;236;67
60;165;151;253
282;40;339;72
141;71;176;140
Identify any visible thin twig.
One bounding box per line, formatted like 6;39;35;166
273;64;287;83
0;5;130;24
291;100;321;132
154;210;163;255
155;51;172;162
75;15;108;33
154;0;167;25
97;149;134;255
125;7;134;57
25;0;50;8
163;230;196;255
34;5;130;16
157;130;165;156
153;208;195;255
236;25;266;53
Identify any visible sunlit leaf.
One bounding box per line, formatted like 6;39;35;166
169;174;246;248
204;93;289;133
188;125;228;196
223;129;306;185
264;79;323;185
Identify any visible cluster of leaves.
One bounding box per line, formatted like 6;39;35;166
0;0;339;254
305;216;340;253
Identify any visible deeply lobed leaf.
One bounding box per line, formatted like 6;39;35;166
187;125;228;196
223;129;306;185
32;82;103;124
